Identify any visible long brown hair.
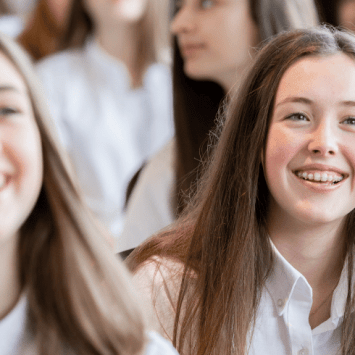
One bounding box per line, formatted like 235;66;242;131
17;0;73;61
173;0;319;215
0;33;146;354
129;27;355;355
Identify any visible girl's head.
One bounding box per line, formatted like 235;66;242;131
0;33;145;354
317;0;355;32
171;0;319;91
64;0;169;61
214;26;355;230
0;46;43;246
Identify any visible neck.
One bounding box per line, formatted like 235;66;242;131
269;215;346;290
94;22;145;88
0;233;21;320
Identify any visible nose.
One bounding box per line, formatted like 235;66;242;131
308;121;339;156
170;5;196;35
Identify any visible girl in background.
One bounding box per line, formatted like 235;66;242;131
129;26;355;355
121;0;319;254
36;0;173;249
0;32;178;355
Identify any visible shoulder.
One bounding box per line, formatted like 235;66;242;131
133;257;185;341
120;139;176;250
36;48;86;82
139;139;175;186
144;331;179;355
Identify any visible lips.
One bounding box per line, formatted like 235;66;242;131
180;43;205;56
293;165;348;186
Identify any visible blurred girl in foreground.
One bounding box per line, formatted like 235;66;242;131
121;0;319;253
129;26;355;354
0;32;178;355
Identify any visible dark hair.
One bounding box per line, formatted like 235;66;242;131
18;0;72;61
129;26;355;355
316;0;341;27
173;0;319;215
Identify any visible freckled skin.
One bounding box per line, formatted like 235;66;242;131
265;53;355;228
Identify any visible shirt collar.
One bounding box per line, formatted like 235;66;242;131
84;36;131;90
0;295;28;353
265;239;349;323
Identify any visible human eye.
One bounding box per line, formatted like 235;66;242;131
201;0;214;9
0;106;19;117
342;116;355;125
285;112;309;121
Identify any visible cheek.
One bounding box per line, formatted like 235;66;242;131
264;128;301;181
17;126;43;195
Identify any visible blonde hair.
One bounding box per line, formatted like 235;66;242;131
0;33;146;354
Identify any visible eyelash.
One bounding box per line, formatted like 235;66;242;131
201;0;214;9
0;107;19;116
342;117;355;125
285;113;308;121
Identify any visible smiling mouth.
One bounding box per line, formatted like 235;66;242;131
294;170;345;185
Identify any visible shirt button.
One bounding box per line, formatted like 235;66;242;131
298;348;309;355
277;299;284;308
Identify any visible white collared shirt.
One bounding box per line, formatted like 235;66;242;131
120;139;175;251
0;296;27;354
0;296;179;355
36;38;174;249
135;244;350;355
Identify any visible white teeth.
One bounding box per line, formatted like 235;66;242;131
321;173;328;182
296;171;344;183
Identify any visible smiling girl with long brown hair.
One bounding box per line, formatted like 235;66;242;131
128;26;355;355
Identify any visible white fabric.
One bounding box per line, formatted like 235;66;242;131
0;15;23;37
36;38;174;249
0;296;179;355
0;296;27;354
134;242;350;355
120;139;175;251
146;331;179;355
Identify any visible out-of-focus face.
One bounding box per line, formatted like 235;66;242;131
338;0;355;32
171;0;259;92
84;0;149;27
0;51;43;246
265;53;355;228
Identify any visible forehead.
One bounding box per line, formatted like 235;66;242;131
0;51;27;92
274;53;355;104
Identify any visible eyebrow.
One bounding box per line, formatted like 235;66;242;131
275;97;312;108
0;85;23;94
275;96;355;108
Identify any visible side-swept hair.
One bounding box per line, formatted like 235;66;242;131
129;26;355;355
0;33;145;354
173;0;319;215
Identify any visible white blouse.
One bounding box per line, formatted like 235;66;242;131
36;39;174;250
120;139;175;251
134;243;350;355
0;296;179;355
